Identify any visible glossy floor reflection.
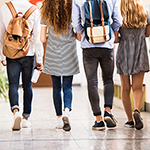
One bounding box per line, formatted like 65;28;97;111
0;86;150;150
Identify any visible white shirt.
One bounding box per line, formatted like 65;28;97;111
0;0;44;63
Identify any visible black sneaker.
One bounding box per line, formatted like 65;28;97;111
92;121;105;131
104;111;117;128
133;111;143;130
124;121;134;128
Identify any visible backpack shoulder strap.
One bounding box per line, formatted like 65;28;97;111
23;6;37;20
100;0;107;42
88;0;94;43
6;1;17;18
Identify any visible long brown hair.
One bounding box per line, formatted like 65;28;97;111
120;0;147;29
40;0;72;35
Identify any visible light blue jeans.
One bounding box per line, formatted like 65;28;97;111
51;75;73;116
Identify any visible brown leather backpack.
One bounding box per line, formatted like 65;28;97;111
3;1;36;59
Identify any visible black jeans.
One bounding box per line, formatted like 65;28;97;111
83;47;114;116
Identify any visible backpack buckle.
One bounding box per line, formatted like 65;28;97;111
8;35;13;41
20;38;24;44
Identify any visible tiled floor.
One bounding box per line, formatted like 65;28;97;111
0;86;150;150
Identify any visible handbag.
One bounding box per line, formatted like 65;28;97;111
145;24;150;37
86;0;110;44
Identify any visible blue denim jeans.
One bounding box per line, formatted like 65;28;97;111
51;75;73;116
6;56;35;118
83;47;114;116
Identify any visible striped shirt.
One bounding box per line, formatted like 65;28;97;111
43;26;80;76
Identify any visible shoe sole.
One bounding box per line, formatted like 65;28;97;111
104;116;116;128
22;124;31;128
56;126;63;129
124;124;134;128
62;117;71;131
92;126;105;131
12;116;21;131
133;112;143;130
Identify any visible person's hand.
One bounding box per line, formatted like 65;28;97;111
35;63;43;72
76;31;83;41
1;60;6;66
114;36;121;43
114;31;120;43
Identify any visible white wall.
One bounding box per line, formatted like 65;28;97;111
143;0;150;104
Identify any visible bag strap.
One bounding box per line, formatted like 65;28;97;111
88;0;107;43
6;1;17;18
21;6;37;44
88;0;94;44
23;6;37;20
6;2;18;41
100;0;106;42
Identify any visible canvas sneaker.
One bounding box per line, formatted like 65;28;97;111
12;112;21;131
22;119;32;128
56;117;63;129
92;121;105;131
133;111;143;130
62;116;71;131
124;121;134;128
104;111;117;128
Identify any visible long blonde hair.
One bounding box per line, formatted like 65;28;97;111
120;0;147;29
40;0;72;35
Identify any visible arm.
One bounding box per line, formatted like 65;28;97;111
75;31;83;41
111;0;122;32
32;9;44;71
114;31;120;43
40;25;47;43
0;7;6;66
71;0;84;36
145;12;150;37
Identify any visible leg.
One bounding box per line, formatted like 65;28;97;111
83;48;105;130
100;48;117;127
22;56;34;119
132;71;144;130
132;71;145;112
62;75;73;111
100;48;114;111
6;57;22;130
51;75;62;116
61;76;73;131
83;48;101;118
120;74;133;122
21;56;34;128
6;57;21;113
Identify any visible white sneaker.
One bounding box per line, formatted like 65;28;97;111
56;117;63;129
64;108;70;118
12;112;21;131
22;119;32;128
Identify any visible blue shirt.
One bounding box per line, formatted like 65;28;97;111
71;0;122;49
